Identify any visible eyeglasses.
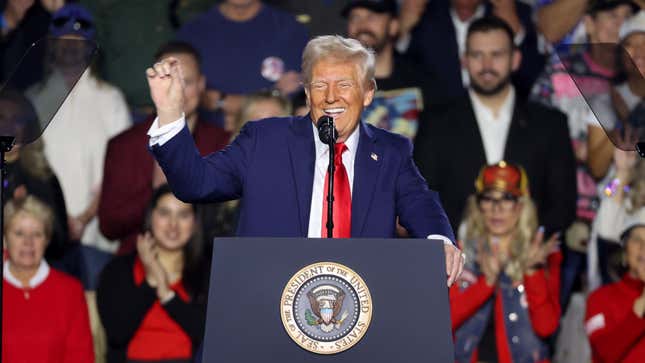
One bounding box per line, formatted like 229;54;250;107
477;193;519;212
51;17;93;31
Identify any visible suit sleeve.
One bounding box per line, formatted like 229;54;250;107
397;137;455;242
514;3;546;98
542;112;577;233
98;137;150;240
150;122;255;203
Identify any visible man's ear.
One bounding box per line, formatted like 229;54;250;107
511;48;522;72
389;17;400;38
363;79;376;107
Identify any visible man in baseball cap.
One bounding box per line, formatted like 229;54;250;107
342;0;434;141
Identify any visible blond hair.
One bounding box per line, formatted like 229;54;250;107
19;138;54;180
302;35;376;90
462;194;539;282
4;195;54;240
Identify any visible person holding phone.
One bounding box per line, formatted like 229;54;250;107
97;184;209;363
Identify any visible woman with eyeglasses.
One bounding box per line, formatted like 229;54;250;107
97;185;209;363
450;162;562;363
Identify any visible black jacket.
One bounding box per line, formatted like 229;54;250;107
413;96;576;235
96;254;208;363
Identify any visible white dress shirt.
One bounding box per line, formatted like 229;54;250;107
469;87;516;165
308;123;359;238
147;117;454;245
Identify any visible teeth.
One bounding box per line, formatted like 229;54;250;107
324;108;345;114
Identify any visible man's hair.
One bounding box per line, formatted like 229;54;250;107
302;35;376;89
466;16;517;50
154;41;202;66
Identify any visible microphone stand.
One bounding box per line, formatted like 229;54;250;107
325;142;335;238
317;115;337;238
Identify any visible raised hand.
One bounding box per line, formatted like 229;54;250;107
614;147;637;180
525;227;559;275
136;232;168;288
477;248;501;286
146;57;186;126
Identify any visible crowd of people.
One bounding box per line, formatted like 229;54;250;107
2;0;645;362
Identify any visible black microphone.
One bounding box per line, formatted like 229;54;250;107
316;116;338;145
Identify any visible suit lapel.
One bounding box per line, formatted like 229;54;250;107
503;100;529;161
287;115;316;236
351;122;382;236
460;98;487;171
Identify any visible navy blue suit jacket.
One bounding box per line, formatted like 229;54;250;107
151;115;455;241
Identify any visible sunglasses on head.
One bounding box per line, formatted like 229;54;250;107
52;17;93;30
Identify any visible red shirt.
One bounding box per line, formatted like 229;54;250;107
126;257;192;360
98;117;230;254
2;268;94;363
586;274;645;363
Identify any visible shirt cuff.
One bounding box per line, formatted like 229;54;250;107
427;234;455;247
147;114;186;147
160;290;176;305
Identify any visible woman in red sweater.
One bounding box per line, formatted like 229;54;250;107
2;195;94;363
450;162;562;363
586;209;645;363
97;184;209;363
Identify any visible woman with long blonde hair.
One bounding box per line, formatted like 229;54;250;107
451;162;562;363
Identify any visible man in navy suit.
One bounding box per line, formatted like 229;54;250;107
144;35;464;286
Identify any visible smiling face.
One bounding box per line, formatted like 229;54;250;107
347;8;397;54
464;30;520;96
150;193;196;252
5;212;48;272
305;58;375;142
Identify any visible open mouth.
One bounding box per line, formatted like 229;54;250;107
323;107;346;118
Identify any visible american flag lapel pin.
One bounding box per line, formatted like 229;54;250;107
370;152;378;161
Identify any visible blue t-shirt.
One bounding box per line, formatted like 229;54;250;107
177;4;309;94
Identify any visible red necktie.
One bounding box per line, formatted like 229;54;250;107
321;142;351;238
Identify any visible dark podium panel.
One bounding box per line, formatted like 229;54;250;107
201;238;454;362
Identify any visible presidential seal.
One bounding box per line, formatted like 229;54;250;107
280;262;372;354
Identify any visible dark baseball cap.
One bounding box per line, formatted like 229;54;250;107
587;0;638;15
341;0;398;17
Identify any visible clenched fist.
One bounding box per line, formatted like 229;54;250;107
146;57;186;126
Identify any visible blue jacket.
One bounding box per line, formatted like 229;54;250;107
151;114;455;240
